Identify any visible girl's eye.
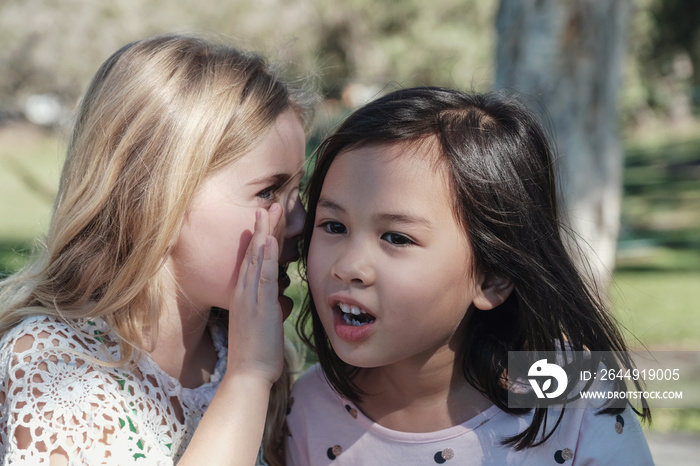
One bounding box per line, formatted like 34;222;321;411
381;232;414;246
319;221;347;235
256;185;280;201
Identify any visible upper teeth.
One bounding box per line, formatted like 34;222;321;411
339;303;366;315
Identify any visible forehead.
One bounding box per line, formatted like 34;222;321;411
232;110;306;171
335;139;447;179
321;141;453;210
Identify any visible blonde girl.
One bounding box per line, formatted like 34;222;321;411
0;33;311;465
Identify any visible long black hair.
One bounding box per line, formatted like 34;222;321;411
296;87;650;449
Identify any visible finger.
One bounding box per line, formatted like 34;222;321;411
236;209;269;295
267;202;284;237
258;235;281;312
247;208;271;291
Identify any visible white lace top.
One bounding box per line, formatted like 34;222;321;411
0;314;229;465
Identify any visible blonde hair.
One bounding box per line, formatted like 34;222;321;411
0;33;312;465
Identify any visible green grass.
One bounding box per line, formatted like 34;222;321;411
0;124;64;242
0;239;35;278
620;122;700;251
611;270;700;349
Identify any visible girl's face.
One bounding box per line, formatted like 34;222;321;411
170;110;306;319
308;142;489;369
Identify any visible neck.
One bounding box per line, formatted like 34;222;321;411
147;271;218;389
355;345;492;433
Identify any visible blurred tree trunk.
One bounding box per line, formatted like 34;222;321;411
494;0;630;290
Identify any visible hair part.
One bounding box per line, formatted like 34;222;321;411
296;86;649;450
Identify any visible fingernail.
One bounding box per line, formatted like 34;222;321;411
270;203;280;213
256;209;261;221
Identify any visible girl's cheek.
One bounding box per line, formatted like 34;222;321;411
236;227;255;262
274;216;286;244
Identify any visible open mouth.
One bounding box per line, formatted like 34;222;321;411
337;303;376;327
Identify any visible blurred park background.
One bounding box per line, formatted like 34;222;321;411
0;0;699;439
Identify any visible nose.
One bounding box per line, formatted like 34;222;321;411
285;194;305;239
330;240;375;286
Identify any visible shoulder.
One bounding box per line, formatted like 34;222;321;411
2;314;72;361
291;363;328;394
1;314;113;366
533;384;653;465
286;364;355;465
550;359;654;463
565;404;653;464
481;406;652;465
0;315;122;407
288;363;346;423
289;363;340;413
1;314;58;349
2;314;107;347
0;317;158;464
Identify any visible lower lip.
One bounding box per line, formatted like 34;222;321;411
333;308;375;343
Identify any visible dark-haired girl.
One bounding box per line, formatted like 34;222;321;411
286;87;653;465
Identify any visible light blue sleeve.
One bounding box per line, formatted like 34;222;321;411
573;406;653;465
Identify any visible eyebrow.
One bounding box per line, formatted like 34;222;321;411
248;166;306;188
317;198;346;213
317;198;434;229
377;212;433;229
248;173;291;187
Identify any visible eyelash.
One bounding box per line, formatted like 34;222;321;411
318;221;346;235
317;221;415;247
381;232;415;246
256;185;280;201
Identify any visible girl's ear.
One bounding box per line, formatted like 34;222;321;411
472;272;514;311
